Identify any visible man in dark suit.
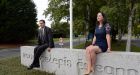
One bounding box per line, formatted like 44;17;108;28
28;19;54;70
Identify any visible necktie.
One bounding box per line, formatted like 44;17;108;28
40;28;44;43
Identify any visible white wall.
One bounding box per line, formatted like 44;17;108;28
21;46;140;75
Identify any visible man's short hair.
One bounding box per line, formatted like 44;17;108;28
39;19;45;24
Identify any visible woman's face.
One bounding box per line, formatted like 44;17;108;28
97;13;104;22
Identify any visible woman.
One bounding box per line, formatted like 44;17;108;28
84;12;111;75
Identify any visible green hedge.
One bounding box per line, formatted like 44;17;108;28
0;0;37;43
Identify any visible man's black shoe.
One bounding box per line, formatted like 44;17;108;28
34;64;40;68
27;64;40;70
27;65;34;70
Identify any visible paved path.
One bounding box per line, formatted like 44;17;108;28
0;48;20;59
131;39;140;47
122;36;140;47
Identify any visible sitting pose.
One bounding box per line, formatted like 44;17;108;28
84;12;111;75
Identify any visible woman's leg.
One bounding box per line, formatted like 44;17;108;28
89;46;101;72
85;46;92;74
84;45;101;74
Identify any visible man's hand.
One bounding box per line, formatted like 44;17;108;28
47;47;51;52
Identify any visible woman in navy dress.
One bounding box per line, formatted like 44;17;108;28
84;12;111;75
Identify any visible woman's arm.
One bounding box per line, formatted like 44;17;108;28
92;35;96;45
106;34;111;52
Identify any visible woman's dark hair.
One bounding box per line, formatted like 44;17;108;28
39;19;45;24
96;12;107;25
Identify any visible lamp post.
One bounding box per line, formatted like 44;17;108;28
70;0;73;49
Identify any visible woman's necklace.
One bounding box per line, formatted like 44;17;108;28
98;25;103;29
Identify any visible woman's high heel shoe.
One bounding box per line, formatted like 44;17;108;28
84;70;92;75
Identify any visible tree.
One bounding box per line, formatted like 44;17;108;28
44;0;106;36
100;0;140;51
133;3;140;38
73;0;107;35
52;22;69;38
126;0;140;51
0;0;37;43
44;0;70;37
44;0;69;23
100;0;129;41
44;0;140;51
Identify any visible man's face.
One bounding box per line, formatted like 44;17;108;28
39;21;45;28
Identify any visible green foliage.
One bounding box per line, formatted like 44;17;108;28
133;3;140;36
100;0;129;40
44;0;69;23
44;0;140;40
52;22;69;37
73;0;106;33
0;0;37;43
100;0;140;41
44;0;69;37
44;0;106;35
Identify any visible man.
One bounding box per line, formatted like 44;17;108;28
28;20;54;70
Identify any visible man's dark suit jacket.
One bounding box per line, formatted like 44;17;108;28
37;26;54;48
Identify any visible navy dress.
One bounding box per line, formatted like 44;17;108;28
94;23;111;52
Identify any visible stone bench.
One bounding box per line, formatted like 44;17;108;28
20;46;140;75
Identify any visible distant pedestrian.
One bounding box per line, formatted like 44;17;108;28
59;37;64;48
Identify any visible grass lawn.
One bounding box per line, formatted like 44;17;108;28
74;43;86;49
74;40;140;52
0;57;54;75
112;41;140;52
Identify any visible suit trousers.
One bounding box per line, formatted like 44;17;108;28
31;44;48;67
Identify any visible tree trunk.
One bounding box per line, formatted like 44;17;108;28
126;5;135;52
118;29;123;41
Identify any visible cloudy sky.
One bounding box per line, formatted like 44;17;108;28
33;0;51;27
